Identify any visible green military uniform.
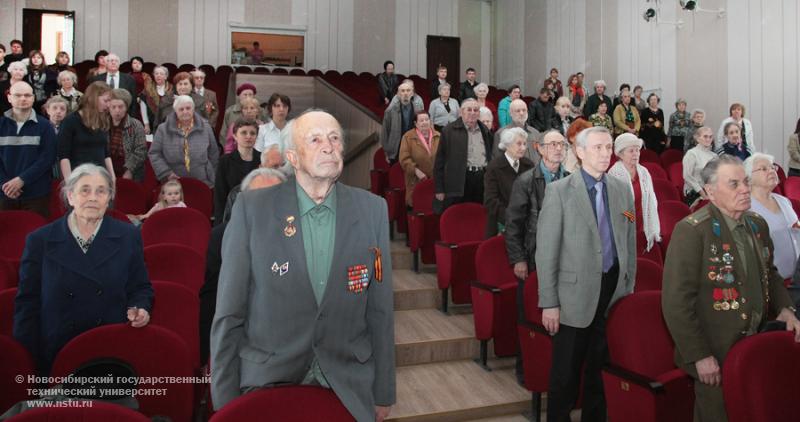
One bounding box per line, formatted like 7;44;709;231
662;204;794;422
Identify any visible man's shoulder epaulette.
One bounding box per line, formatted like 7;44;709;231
685;206;711;226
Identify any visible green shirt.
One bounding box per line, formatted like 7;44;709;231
296;181;337;387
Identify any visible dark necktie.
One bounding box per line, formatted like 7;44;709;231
594;181;614;272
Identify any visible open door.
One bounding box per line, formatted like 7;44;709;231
22;9;75;63
426;36;460;93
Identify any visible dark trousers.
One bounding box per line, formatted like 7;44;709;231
515;276;526;383
669;135;685;151
547;264;619;422
0;195;50;219
442;168;485;210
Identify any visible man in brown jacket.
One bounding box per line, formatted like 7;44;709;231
662;155;800;422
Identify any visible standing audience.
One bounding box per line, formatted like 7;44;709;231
58;81;115;181
497;84;521;128
52;70;82;112
428;82;460;132
398;111;440;207
716;103;754;153
483;127;534;237
107;89;147;181
638;93;665;153
682;127;717;206
668;98;691;151
378;60;398;105
382;81;423;163
214;119;260;224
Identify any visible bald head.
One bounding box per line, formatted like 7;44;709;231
286;110;344;183
509;99;528;126
8;81;34;113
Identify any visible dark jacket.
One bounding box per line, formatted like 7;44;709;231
433;118;493;198
459;80;477;101
483;154;534;237
0;111;57;200
213;150;259;224
504;164;569;268
583;93;613;117
199;221;226;364
90;72;137;116
378;72;398;104
14;215;153;373
528;99;556;132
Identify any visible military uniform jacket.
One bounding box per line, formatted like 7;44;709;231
662;204;794;372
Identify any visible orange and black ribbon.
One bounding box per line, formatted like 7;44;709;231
371;247;383;283
622;210;635;223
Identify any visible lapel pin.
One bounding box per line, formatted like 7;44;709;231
280;262;289;276
271;262;279;274
284;215;296;237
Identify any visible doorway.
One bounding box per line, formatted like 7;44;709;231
426;36;460;93
22;9;75;65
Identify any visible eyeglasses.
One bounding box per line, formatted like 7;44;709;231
542;142;567;149
752;164;779;173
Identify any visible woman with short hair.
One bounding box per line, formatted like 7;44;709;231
156;71;208;127
140;65;172;134
483;126;534;236
719;121;751;160
716;103;754;153
668;98;691;151
682;126;717;206
214;119;261;224
474;83;497;130
149;95;219;187
14;163;153;374
107;89;147;181
638;93;666;153
52;70;82;112
684;108;706;151
399;111;440;207
612;90;640;138
0;61;28;113
428;82;460;132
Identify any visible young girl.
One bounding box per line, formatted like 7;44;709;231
130;180;186;223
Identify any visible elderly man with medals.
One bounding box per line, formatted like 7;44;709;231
662;155;800;422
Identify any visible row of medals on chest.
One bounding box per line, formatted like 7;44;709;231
709;243;742;311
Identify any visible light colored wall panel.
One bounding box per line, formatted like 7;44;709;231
523;0;547;93
493;0;525;88
128;0;179;64
0;0;25;52
584;0;616;95
177;0;244;66
66;0;128;61
297;0;354;72
546;0;586;79
352;0;395;73
394;0;459;77
459;0;483;81
245;0;290;25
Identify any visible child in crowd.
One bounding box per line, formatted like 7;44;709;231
129;180;186;224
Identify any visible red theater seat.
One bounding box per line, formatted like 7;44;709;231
114;178;149;215
407;179;439;271
144;243;205;293
783;176;800;201
659;149;683;171
641;162;668;180
383;163;406;237
516;272;554;421
0;211;47;261
370;148;390;196
0;287;17;337
652;178;681;202
435;203;486;312
141;207;211;256
602;291;694;422
723;331;800;422
0;335;36;415
178;177;214;220
667;162;684;193
51;324;194;422
635;257;663;292
210;385;354;422
471;235;519;368
0;256;18;291
658;200;691;252
639;148;660;165
150;280;201;370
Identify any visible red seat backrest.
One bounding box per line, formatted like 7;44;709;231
639;148;660;164
522;272;542;325
209;385;353;422
150;280;200;369
0;287;16;336
0;257;18;291
373;148;390;171
475;236;516;288
51;324;194;422
606;291;676;378
783;177;800;201
0;335;36;414
411;179;435;214
641;162;668;180
141;207;211;256
652;178;681;202
0;211;47;260
114;178;148;215
439;203;487;244
659;149;684;170
144;243;206;293
667;162;684;189
387;163;404;190
178;177;214;219
634;258;663;292
658;200;691;237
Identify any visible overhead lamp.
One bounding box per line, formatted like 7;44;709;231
680;0;697;11
643;8;656;22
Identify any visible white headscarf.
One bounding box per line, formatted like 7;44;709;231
608;160;661;251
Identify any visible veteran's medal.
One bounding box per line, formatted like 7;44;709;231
284;215;296;237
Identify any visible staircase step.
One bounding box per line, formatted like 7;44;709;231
463;415;531;422
391;239;413;270
388;359;530;422
395;309;479;366
393;269;441;311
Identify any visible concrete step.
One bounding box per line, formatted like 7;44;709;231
391;239;413;270
393;269;441;311
395;309;479;366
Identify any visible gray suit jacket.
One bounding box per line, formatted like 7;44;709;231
210;179;395;421
534;171;637;328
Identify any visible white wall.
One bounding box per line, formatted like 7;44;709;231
546;0;586;83
176;0;243;66
67;0;129;61
393;0;459;76
300;0;355;72
0;0;25;54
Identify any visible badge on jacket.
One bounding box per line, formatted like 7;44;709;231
347;264;370;293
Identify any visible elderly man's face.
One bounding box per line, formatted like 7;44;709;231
108;99;128;121
750;158;779;190
8;83;34;111
288;111;344;181
510;100;528;126
692;112;705;125
537;132;566;165
398;84;413;103
576;132;613;176
595;84;605;95
175;79;193;95
262;147;285;169
67;173;111;221
193;74;205;88
106;56;120;73
706;164;751;217
175;101;194;122
461;102;480;127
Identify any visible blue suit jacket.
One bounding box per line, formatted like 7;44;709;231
13;214;153;373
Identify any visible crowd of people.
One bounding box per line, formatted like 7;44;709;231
379;61;800;422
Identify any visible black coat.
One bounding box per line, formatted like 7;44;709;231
90;72;137;116
528;99;556;132
483;154;534;237
434;118;493;198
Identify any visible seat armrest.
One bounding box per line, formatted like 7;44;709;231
471;280;502;293
603;363;665;393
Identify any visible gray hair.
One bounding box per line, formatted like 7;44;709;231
743;153;775;177
45;95;70;110
283;108;345;153
693;126;713;140
575;126;611;148
399;79;414;89
594;80;606;88
460;98;479;110
7;61;27;76
538;129;563;145
191;69;206;78
241;168;287;191
58;70;78;85
172;95;195;111
475;83;489;94
105;53;120;63
498;127;527;151
478;106;493;120
701;155;743;186
153;65;169;77
61;163;115;205
437;82;451;95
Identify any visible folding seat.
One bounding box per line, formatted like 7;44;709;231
235;66;252;73
641;162;668;180
652;178;681;202
658;200;691;252
0;335;35;415
51;324;194;422
143;62;156;75
150;280;200;370
198;64;216;78
0;287;16;336
638;241;663;266
0;211;47;260
783;176;800;201
209;385;353;422
178;63;196;73
383;163;407;237
143;158;160;197
9;400;151;421
434;203;486;312
406;179;439;272
144;244;205;293
370;148;390;196
162;63;178;76
776;163;788;187
639;148;660;165
516;272;553;422
289;68;306;76
106;208;133;224
114;178;148;215
48;179;67;221
179;177;214;219
634;257;663;292
255;67;272;74
659;149;683;171
723;331;800;422
307;69;324;77
602;291;694;422
141;207;211;256
358;71;376;80
324;70;341;79
0;256;18;291
667;162;684;193
471;235;519;368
